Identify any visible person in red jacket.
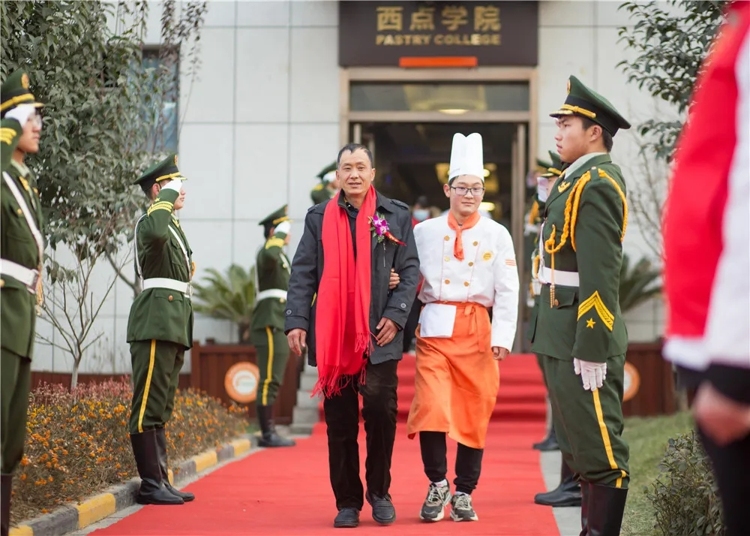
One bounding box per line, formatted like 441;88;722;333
663;3;750;535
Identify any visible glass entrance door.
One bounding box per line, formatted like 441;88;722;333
350;121;527;352
344;69;536;352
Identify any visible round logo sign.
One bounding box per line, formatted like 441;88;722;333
224;362;260;404
623;361;640;402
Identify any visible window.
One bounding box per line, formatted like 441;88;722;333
350;82;529;113
142;48;179;154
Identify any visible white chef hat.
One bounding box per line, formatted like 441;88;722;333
448;132;484;182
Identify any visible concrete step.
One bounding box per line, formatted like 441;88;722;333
291;405;319;428
299;372;318;392
296;390;322;408
289;422;315;435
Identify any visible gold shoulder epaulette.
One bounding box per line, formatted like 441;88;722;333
550;167;628;252
265;237;285;250
0;127;17;145
593;168;628;242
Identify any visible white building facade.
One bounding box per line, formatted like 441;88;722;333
33;0;667;375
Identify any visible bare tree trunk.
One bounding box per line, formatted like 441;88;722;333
71;360;80;392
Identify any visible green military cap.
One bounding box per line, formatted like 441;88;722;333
541;151;564;178
316;161;337;181
536;157;552;173
1;69;44;117
259;205;289;228
134;153;184;186
550;75;631;136
260;205;290;239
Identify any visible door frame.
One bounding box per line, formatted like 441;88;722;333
340;67;537;352
339;66;538;172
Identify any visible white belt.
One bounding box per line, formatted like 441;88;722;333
142;278;192;297
531;278;542;294
538;264;580;288
0;259;39;293
256;288;287;302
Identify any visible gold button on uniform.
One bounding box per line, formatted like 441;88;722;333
444;236;450;241
473;241;478;246
464;282;470;287
0;279;4;288
554;299;559;307
168;295;174;302
444;279;450;285
444;256;450;262
17;208;23;215
468;262;474;267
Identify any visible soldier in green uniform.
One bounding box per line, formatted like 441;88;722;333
528;152;564;450
127;155;196;505
530;75;630;535
528;154;583;509
252;205;296;447
310;162;339;205
0;69;45;536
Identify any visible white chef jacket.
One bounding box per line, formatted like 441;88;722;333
414;215;520;350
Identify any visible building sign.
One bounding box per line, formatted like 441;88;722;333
339;1;538;67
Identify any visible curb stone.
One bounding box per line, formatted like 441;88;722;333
10;435;256;536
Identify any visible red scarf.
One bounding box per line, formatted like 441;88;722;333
313;186;376;398
447;210;481;261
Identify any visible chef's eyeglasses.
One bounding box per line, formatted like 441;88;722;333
451;186;485;197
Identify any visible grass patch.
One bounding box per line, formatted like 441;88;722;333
621;411;694;536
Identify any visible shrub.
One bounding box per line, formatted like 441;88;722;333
647;431;724;536
12;380;247;525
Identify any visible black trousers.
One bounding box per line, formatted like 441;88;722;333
420;431;484;495
323;359;398;510
698;427;750;536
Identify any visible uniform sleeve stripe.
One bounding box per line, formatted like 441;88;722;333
147;201;174;215
577;290;615;330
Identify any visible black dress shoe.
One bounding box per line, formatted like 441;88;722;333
366;491;396;525
333;507;360;528
534;477;582;507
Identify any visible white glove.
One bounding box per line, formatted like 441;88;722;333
162;178;184;193
274;220;291;236
536;176;551;202
574;358;607;391
5;104;36;127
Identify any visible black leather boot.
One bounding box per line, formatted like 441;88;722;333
533;425;559;451
130;430;183;505
579;480;590;536
535;477;581;506
1;474;11;536
587;484;628;536
155;428;195;502
256;405;295;447
534;458;582;507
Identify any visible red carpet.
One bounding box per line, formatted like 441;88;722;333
93;354;559;535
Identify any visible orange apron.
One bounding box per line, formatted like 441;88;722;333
406;302;499;449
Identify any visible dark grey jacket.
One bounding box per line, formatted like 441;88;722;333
284;191;420;367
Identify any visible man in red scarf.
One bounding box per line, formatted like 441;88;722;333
285;144;420;529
